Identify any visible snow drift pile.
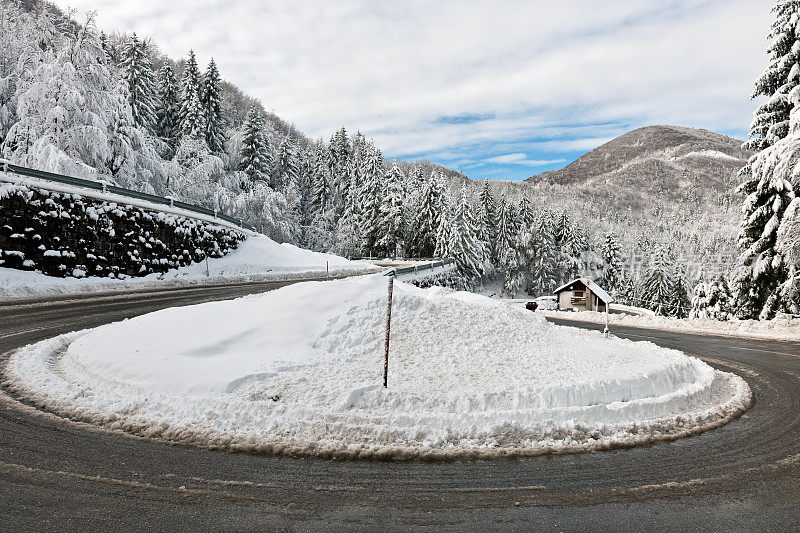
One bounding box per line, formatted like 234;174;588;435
4;275;751;458
0;232;372;300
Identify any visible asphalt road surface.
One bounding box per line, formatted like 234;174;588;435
1;283;799;532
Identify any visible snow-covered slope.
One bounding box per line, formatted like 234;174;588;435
6;275;750;459
0;234;373;300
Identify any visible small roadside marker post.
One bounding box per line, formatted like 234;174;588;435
205;256;210;277
604;306;610;337
326;261;329;281
384;271;395;388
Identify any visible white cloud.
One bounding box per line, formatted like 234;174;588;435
55;0;772;174
483;153;566;166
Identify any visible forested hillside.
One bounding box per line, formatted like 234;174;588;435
0;1;766;319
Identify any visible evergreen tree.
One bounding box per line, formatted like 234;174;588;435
746;1;800;151
600;232;622;292
496;196;514;263
360;146;384;255
640;248;674;316
477;180;498;264
618;275;639;306
408;172;443;257
448;187;484;287
434;196;454;258
311;147;332;215
669;267;690;318
122;33;157;131
276;135;300;191
734;121;797;319
201;58;226;153
238;107;271;184
155;63;181;151
527;212;558;295
378;162;405;257
689;280;711;319
179;49;205;140
517;196;535;229
706;275;734;320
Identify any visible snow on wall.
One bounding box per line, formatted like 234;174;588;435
0;181;245;279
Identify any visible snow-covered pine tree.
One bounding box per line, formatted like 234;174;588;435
477;180;498;264
448;187;484;288
774;196;800;313
238;107;271;184
311;147;332;215
554;211;584;284
496;195;514;265
669;267;690;318
517;196;535;230
746;1;800;151
706;275;734;320
201;58;226;153
359;146;384;255
618;275;639;306
155;63;181;152
334;166;363;258
640;248;675;316
734;97;798;319
122;33;157;132
378;162;405;258
527;212;558;296
434;194;454;258
689;280;711;320
407;171;443;257
276;135;300;191
179;49;205;140
600;232;622;293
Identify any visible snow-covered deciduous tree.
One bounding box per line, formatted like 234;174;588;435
155;63;181;152
237;107;272;185
122;33;157;132
746;1;800;151
2;14;161;192
201;58;226;153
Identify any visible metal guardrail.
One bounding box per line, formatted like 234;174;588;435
384;258;456;277
0;161;256;232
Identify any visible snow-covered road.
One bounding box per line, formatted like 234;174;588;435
5;275;749;458
0;284;797;530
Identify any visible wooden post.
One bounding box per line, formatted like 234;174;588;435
326;260;329;281
604;305;609;337
205;256;210;277
383;273;395;388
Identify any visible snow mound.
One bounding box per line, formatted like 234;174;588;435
0;234;373;300
4;275;750;459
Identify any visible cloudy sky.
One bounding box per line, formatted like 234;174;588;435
56;0;772;180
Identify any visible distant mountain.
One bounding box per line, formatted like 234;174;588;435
525;125;751;206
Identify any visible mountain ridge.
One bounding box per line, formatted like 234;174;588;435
524;125;751;190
